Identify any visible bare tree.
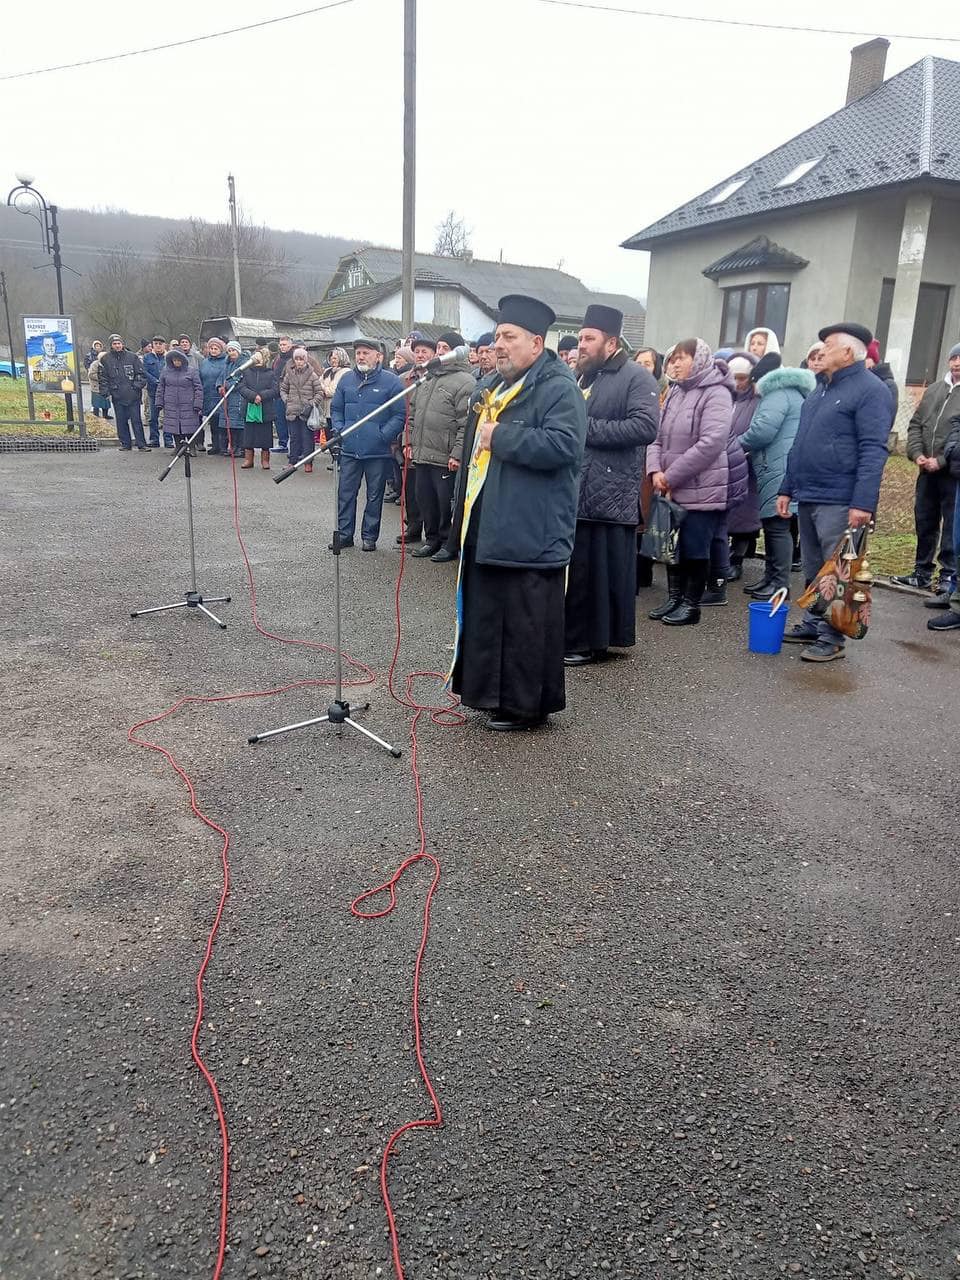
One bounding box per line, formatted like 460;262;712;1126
144;217;294;336
433;210;472;259
77;247;146;339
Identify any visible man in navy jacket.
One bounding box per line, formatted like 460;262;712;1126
143;337;166;447
777;322;889;662
330;339;406;550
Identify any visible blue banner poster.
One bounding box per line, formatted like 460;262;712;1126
24;316;76;394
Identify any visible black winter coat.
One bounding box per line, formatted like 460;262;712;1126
453;351;587;569
101;347;146;404
239;365;279;424
577;351;659;523
944;417;960;480
871;362;898;427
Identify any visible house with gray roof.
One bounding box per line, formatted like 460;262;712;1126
303;246;645;349
622;40;960;432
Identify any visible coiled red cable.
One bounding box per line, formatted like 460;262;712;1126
128;414;459;1280
351;436;463;1279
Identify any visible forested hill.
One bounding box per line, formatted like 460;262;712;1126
0;204;358;341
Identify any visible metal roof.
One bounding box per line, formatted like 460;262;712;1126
354;318;449;343
702;235;809;279
201;316;331;342
623;56;960;250
299;273;498;328
324;247;645;323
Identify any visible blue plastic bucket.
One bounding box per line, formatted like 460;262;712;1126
748;598;789;654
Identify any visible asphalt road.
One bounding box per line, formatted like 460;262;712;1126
1;448;957;1280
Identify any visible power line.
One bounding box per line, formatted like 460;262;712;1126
0;0;359;82
535;0;960;43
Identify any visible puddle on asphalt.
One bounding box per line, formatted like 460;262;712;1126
783;665;858;694
891;640;948;664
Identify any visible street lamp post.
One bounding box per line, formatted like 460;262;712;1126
0;272;17;379
6;176;75;424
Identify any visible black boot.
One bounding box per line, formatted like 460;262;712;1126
701;576;728;606
663;560;706;626
648;567;683;619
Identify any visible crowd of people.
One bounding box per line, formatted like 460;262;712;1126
81;301;960;729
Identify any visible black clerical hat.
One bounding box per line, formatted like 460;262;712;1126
582;303;623;336
497;294;555;338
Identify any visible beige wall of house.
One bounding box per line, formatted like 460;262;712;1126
641;192;960;378
643;205;858;363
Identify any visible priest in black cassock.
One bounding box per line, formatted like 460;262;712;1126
563;304;660;666
450;294;587;732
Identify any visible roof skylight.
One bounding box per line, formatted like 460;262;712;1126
707;178;748;205
776;156;824;188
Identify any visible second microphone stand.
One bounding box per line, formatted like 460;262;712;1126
247;375;423;757
130;379;241;630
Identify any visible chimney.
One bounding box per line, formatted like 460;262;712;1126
846;37;890;105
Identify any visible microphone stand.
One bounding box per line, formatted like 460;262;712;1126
247;374;425;756
130;377;244;630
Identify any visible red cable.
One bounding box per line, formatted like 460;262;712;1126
127;678;336;1280
129;408;458;1280
350;428;463;1280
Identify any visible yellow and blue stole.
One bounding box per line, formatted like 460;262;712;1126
446;375;527;683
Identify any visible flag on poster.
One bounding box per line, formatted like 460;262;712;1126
24;316;76;394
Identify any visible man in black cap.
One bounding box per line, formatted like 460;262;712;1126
475;333;496;380
557;335;579;369
777;323;890;662
330;339;406;550
564;304;659;665
449;294;587;731
407;331;474;562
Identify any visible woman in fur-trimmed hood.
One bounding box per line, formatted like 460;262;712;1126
737;362;816;596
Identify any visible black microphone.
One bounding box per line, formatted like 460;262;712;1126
424;345;470;375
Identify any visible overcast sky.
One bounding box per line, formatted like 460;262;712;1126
2;0;955;302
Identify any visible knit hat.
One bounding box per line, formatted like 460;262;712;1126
726;352;757;378
109;333;123;343
475;332;494;348
950;343;960;359
394;344;415;366
293;346;309;358
207;337;225;351
437;330;465;350
226;340;242;353
750;352;782;383
866;339;881;363
557;336;579;353
177;333;191;343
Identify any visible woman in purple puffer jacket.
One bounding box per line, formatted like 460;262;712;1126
646;337;732;626
156;348;203;454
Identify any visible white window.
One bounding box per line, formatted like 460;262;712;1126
707;178;748;206
776;157;824;188
346;263;367;289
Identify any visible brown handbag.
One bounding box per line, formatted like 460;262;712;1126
796;526;873;640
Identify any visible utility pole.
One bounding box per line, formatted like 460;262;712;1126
227;173;243;316
0;272;17;378
401;0;416;336
48;204;75;426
